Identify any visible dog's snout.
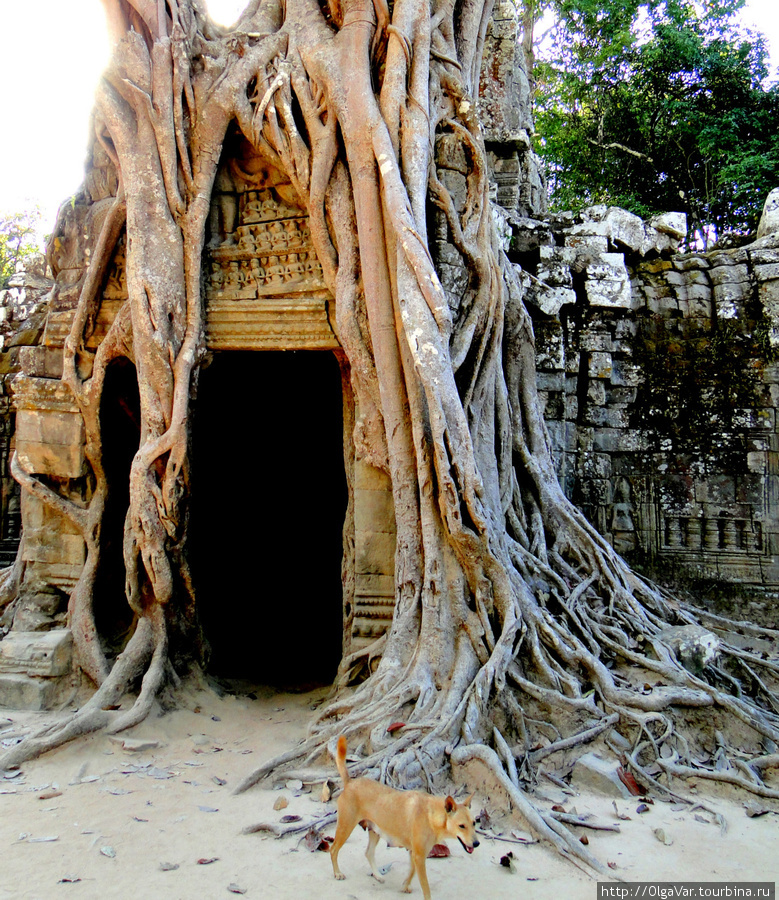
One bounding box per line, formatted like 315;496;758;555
472;839;480;848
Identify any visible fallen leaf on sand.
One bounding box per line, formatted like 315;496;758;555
58;876;81;884
580;834;589;845
653;828;673;846
428;844;450;858
227;884;247;894
37;790;62;801
612;801;631;821
387;722;406;734
303;827;324;852
197;857;219;865
273;796;288;811
617;766;642;796
100;846;116;858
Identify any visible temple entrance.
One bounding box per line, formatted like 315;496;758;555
96;357;141;653
189;350;347;687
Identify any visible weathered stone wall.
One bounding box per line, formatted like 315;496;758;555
477;0;546;217
513;204;779;623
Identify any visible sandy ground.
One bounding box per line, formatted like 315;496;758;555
1;683;777;900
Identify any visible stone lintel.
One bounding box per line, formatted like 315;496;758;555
205;295;339;351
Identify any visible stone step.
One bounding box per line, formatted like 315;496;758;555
0;673;65;711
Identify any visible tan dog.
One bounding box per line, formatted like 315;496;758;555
329;736;479;899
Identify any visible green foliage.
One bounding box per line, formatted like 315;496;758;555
0;209;43;290
533;0;779;245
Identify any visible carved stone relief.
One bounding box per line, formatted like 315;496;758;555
205;188;326;302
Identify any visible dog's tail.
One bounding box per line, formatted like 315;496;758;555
335;735;349;785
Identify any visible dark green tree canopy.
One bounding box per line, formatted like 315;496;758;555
534;0;779;245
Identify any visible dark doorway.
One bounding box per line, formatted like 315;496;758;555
97;357;141;654
189;351;347;687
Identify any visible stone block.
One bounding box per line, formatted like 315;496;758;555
354;459;392;491
591;428;622;453
674;255;710;271
588;352;613;379
602;207;646;251
755;263;779;282
658;625;720;676
535;324;566;371
537;252;574;288
579;331;614;352
355;488;396;534
18;346;65;379
355;573;395;599
747;451;767;474
355;531;396;576
0;673;65;711
438;262;468;296
751;248;779;266
12;376;85;478
435;133;469;175
577;452;612;479
649;211;687;241
15;409;86;479
640;259;673;275
435;241;463;267
758;280;779;348
710;264;750;286
440;170;467;211
566;234;609;253
526;284;575;317
586;380;607;406
20;493;86;584
606;386;638;406
0;630;73;676
617;430;650;452
536;372;565;392
571;752;634;799
709;248;749;268
585;406;630;429
757;187;779;239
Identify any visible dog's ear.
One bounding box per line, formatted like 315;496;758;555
462;791;475;808
445;795;456;814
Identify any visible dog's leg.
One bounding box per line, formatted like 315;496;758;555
330;813;357;881
413;850;432;900
364;827;384;882
401;850;417;895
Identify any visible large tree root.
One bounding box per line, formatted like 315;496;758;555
0;613;164;770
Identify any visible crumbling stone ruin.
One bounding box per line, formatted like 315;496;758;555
0;0;776;721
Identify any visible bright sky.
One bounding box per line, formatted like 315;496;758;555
0;0;776;242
